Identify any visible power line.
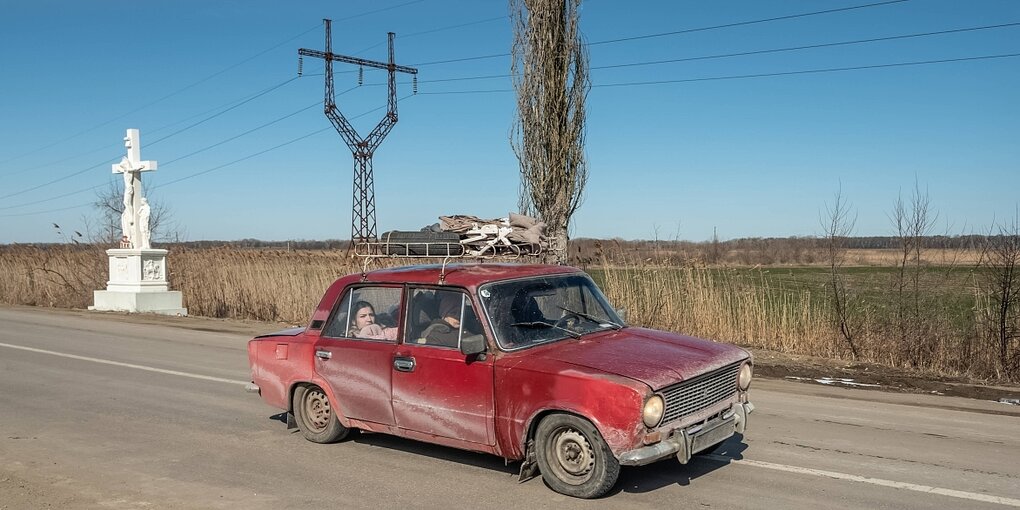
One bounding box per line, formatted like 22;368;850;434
353;14;507;55
0;86;353;205
588;0;910;47
0;90;401;217
409;0;911;67
334;0;427;22
147;76;301;147
0;24;322;169
0;76;303;179
414;51;1020;94
158;101;323;168
0;1;427;170
367;19;1020;88
152;94;416;190
0;183;105;212
0;201;94;218
592;22;1020;71
593;52;1020;88
0;158;118;201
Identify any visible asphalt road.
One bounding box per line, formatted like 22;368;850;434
1;306;1018;509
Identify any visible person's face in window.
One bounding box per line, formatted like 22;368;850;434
354;305;376;330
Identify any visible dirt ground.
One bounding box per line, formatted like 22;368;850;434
750;348;1020;403
7;304;1020;405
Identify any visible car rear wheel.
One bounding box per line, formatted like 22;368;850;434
535;414;619;499
292;385;349;443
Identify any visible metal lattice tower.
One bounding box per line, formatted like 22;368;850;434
299;19;417;244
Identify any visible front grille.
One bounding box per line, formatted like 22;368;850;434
659;363;740;425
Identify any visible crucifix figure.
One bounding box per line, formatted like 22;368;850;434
112;129;157;249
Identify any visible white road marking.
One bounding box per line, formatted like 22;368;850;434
0;341;248;386
3;340;1017;506
703;454;1020;507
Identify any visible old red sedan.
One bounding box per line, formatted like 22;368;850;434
247;263;753;498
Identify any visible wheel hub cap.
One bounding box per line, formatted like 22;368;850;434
553;429;594;476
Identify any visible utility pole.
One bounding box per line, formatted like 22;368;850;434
299;18;418;245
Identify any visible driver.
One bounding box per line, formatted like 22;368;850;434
423;292;469;347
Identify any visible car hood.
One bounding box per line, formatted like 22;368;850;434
537;327;749;390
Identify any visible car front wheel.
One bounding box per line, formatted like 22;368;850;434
292;384;349;443
535;413;620;499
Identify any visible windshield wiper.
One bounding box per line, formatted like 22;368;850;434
557;306;623;330
510;321;581;338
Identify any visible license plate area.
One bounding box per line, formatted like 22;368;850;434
690;415;735;454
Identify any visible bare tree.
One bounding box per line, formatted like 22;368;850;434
889;182;937;365
978;211;1020;380
822;188;861;360
511;0;589;263
90;180;175;245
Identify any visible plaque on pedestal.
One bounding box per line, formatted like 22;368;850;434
90;249;187;315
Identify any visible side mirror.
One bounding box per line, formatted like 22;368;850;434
460;334;487;356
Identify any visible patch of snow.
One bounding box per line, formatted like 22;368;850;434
997;398;1020;406
815;377;882;388
784;375;882;388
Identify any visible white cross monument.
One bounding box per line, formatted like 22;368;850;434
91;129;186;315
114;129;156;249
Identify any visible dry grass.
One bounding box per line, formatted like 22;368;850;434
0;244;1013;381
0;244;106;309
844;248;981;267
596;266;841;359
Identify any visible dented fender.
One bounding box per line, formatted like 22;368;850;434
494;355;649;459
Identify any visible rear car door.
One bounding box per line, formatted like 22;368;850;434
314;285;402;426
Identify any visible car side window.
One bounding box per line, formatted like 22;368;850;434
405;288;480;349
322;286;402;342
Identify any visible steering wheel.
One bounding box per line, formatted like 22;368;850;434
554;312;582;330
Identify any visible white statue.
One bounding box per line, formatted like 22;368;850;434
120;169;134;244
138;198;151;249
112;129;157;248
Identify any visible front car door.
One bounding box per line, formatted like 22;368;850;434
391;287;495;446
315;285;403;426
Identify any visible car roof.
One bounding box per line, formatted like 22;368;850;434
360;263;580;287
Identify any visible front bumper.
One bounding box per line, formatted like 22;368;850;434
618;401;754;466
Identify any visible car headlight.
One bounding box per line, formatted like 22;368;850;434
738;362;753;390
642;395;664;428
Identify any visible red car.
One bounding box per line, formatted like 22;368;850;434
247;264;753;498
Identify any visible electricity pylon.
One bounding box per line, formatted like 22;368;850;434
299;18;418;244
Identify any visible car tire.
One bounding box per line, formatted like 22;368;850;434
535;413;620;499
292;385;349;444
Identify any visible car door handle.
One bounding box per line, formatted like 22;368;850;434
315;350;332;360
393;357;415;372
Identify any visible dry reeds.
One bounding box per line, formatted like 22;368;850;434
0;243;1014;381
596;265;841;360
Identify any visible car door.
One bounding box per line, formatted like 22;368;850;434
391;287;495;446
314;285;403;426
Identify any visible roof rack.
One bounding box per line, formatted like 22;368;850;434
353;241;545;283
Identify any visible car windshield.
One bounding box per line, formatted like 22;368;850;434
478;273;624;351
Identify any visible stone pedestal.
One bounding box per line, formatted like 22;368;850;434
90;248;187;315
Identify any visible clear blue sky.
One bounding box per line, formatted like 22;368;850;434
1;0;1017;243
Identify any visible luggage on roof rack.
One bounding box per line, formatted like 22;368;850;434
379;230;464;256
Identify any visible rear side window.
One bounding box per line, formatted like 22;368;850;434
322;286;402;342
404;288;481;349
